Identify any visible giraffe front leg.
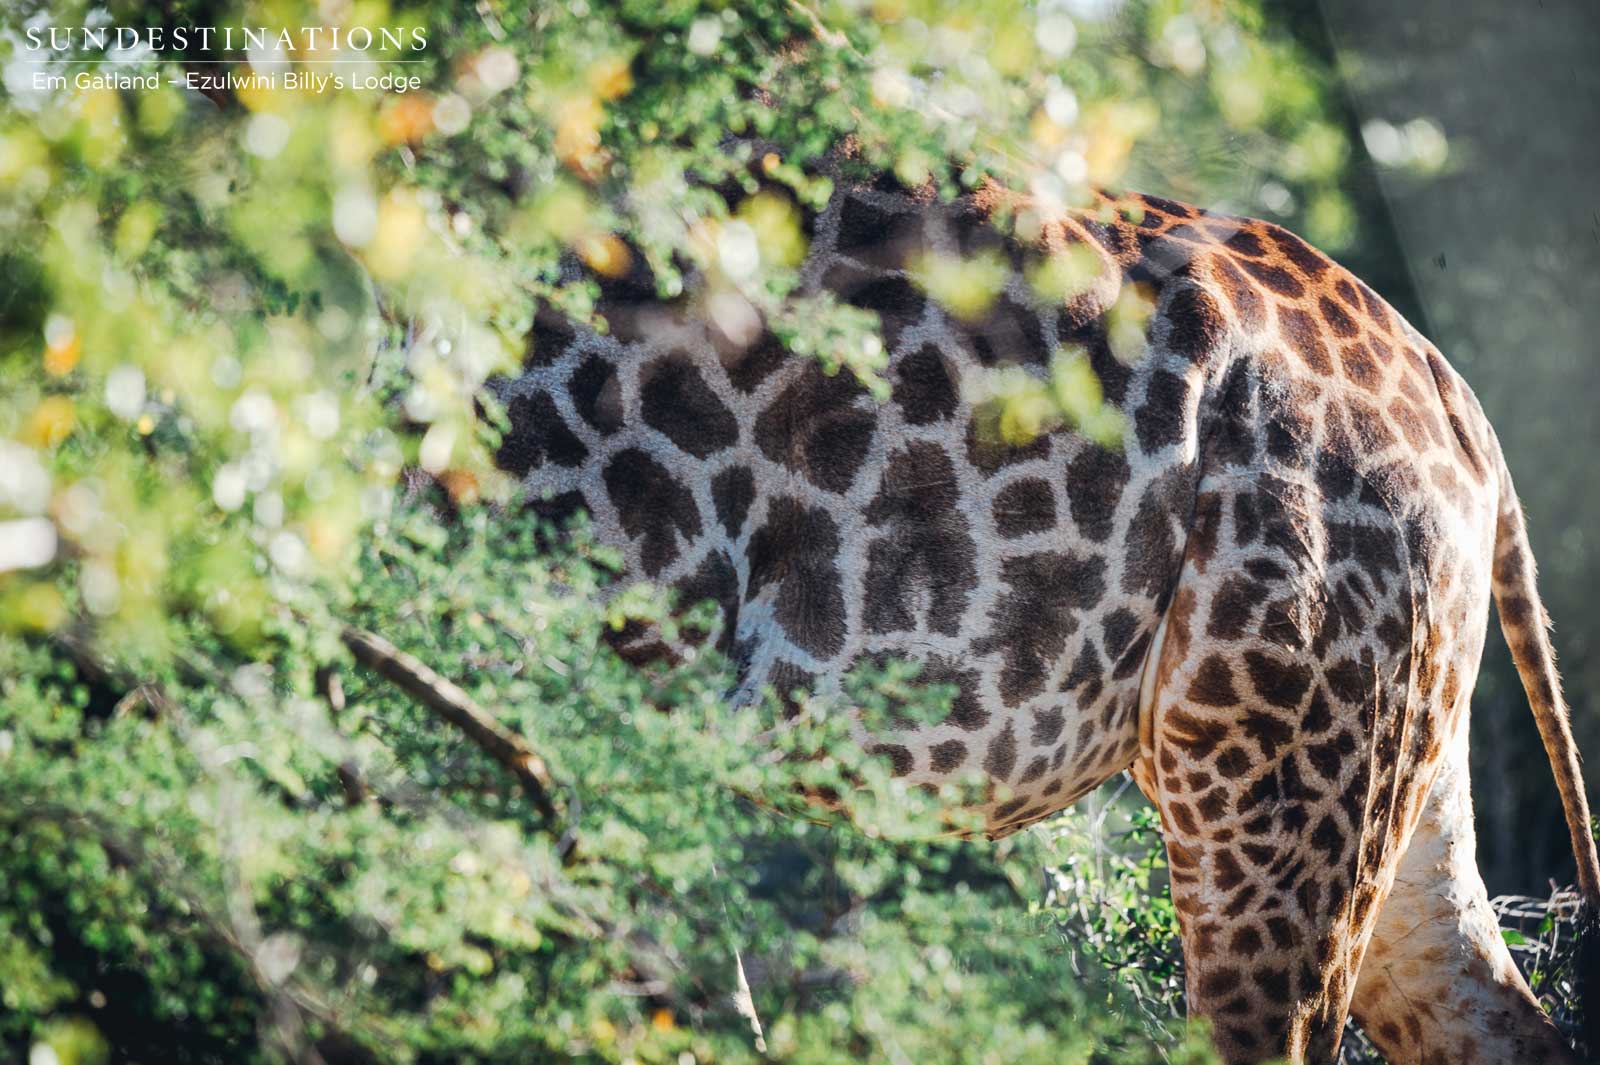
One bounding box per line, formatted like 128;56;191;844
1349;727;1577;1065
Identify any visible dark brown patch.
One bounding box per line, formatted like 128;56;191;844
724;330;789;393
835;194;907;258
1346;399;1397;451
602;447;702;576
975;551;1107;704
965;294;1053;368
1318;295;1359;339
675;549;741;653
1224;230;1267;258
930;739;968;773
863;443;978;636
1208;577;1267;640
1163;286;1227;365
1189;655;1240;707
893;344;960;424
1064;446;1131;542
1136;369;1190;454
1210;255;1266;330
870;744;914;777
755;363;876;493
1122;483;1180;598
526;306;577;368
1244;651;1314;709
836;274;926;352
984;721;1018;779
1239;257;1305;298
711;465;755;539
1266;226;1330;280
641;355;739;458
496;391;589;475
994;478;1058;538
746;496;848;657
1338;341;1382;391
570;354;623;433
1278;306;1334;376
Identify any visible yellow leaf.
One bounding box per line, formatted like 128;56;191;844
366;191;425;281
736;191;806;270
911;250;1008;322
379;96;435;145
1026;244;1101;305
576;233;632;278
436;469;481;505
9;583;67;632
115;202;160;260
43;334;80;377
1107;282;1157;365
1030;110;1067;150
554;95;604;174
24;396;75;448
587;56;634;102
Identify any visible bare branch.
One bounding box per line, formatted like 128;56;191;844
337;625;566;834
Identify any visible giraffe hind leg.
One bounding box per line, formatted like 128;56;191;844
1350;731;1576;1065
1138;470;1423;1063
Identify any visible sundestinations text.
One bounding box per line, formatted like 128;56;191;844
25;25;428;54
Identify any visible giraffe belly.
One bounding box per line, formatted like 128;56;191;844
701;404;1196;837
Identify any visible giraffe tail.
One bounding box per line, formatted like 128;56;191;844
1491;457;1600;1058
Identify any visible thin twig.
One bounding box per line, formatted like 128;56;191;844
787;0;851;50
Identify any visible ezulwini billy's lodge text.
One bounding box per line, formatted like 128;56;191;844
38;69;425;94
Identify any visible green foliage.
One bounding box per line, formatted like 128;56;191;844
2;500;1210;1063
1043;789;1183;1042
0;0;1389;1060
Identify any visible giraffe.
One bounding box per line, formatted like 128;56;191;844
487;173;1600;1064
